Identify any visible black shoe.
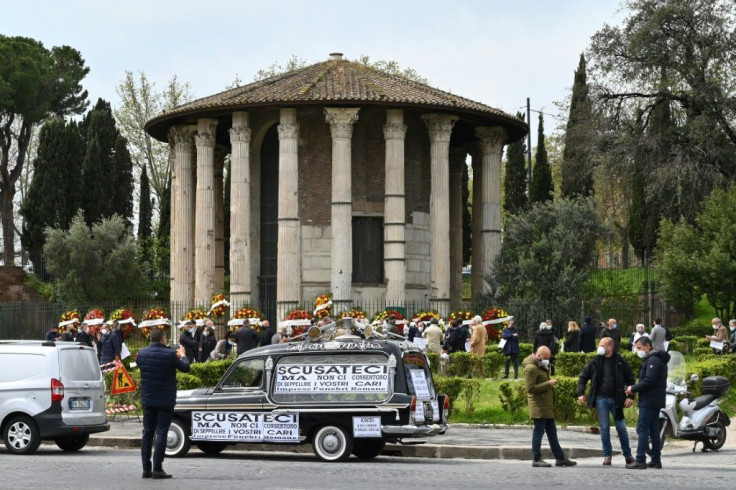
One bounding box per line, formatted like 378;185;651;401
532;459;551;467
625;462;647;469
555;458;577;467
647;461;662;469
152;471;173;479
502;375;509;379
142;471;152;479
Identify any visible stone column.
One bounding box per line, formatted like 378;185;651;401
169;125;197;321
476;126;507;294
469;143;484;299
194;118;218;305
325;107;360;311
276;108;301;320
449;147;466;309
383;109;407;304
214;145;226;295
422;113;458;315
229;111;252;309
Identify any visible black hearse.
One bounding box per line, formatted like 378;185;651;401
165;322;448;461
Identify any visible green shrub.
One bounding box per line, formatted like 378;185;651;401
696;338;711;348
668;335;699;354
499;381;527;415
176;372;202;390
687;357;736;396
673;325;710;337
620;351;643;375
459;379;481;417
519;343;534;359
555;352;595;377
693;347;715;359
483;351;505;379
188;359;233;387
426;352;440;375
434;376;465;411
448;352;483;377
553;376;582;423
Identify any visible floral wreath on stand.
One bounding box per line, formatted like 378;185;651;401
313;294;332;319
209;293;229;318
414;310;442;330
59;310;81;333
482;307;510;342
184;308;209;329
373;309;405;335
448;309;475;324
229;307;263;332
84;309;106;336
339;308;367;320
109;308;137;339
284;309;312;336
140;307;169;339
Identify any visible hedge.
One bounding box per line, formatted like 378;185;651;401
672;325;711;337
555;352;595;377
497;376;596;424
668;335;699;354
434;376;481;416
687;356;736;396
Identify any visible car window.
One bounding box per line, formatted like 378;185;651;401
220;358;264;389
0;353;46;382
272;353;390;403
59;348;102;381
403;353;436;399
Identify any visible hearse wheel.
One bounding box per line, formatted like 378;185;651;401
165;418;191;457
352;439;386;459
313;425;353;462
196;441;228;455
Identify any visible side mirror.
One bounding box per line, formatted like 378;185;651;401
690;373;699;382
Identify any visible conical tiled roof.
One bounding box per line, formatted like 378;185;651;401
145;55;527;142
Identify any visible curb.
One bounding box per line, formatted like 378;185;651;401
85;436;610;460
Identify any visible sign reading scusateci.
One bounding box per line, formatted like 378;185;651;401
274;364;390;393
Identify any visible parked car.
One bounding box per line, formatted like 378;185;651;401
0;341;109;454
166;324;449;461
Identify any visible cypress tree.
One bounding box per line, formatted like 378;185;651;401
628;113;653;262
561;54;595;198
138;166;152;269
462;160;471;264
111;135;134;228
530;113;554;204
503;112;528;215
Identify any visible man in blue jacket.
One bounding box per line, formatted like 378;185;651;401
625;336;670;469
137;328;190;479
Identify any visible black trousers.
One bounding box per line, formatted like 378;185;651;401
141;405;174;472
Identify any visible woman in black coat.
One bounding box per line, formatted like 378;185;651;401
564;321;581;353
198;326;217;362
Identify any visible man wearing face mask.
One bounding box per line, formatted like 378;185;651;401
601;318;622;354
76;323;93;348
577;337;636;466
99;323;121;364
533;320;558;375
523;345;576;468
629;324;648;352
625;336;670;469
705;317;729;354
728;319;736;351
178;320;200;363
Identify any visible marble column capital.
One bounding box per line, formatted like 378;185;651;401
278;122;299;140
195;119;218;148
475;126;507;155
229;126;252;144
169;125;197;152
422;113;458;143
325;107;360;139
383;122;407;140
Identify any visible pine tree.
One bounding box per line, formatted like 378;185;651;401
561;54;595;198
503;112;528;215
530;113;554;204
20;119;83;272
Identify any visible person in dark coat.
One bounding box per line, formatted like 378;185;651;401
197;325;217;362
406;321;420;343
178;320;200;362
563;321;580;353
59;326;75;342
137;328;190;479
112;320;124;345
75;323;93;347
259;320;276;347
501;318;521;379
533;321;558;374
579;316;597;353
98;325;121;364
601;318;622;353
577;337;636;465
46;325;60;342
625;336;670;469
235;320;260;355
447;319;469;354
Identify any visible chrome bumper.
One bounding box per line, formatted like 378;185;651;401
381;423;448;437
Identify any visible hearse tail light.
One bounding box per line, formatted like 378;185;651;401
409;396;418;424
443;395;450;422
51;378;64;402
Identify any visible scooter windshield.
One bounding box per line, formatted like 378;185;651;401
667;350;686;385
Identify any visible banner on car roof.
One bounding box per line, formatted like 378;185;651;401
274;363;390;394
191;411;299;443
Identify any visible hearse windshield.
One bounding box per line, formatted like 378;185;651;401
272;353;391;403
403;353;436;399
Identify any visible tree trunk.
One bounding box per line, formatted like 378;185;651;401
2;181;15;265
620;227;629;268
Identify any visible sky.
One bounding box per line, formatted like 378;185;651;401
2;0;625;138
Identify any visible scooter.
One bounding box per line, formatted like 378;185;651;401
658;351;731;452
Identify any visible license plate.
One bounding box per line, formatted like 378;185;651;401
70;399;90;410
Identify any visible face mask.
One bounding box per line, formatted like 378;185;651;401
203;331;209;337
101;329;108;335
612;324;618;329
596;346;606;356
730;326;736;332
228;340;236;346
546;325;552;330
636;349;647;359
713;324;719;330
539;359;550;368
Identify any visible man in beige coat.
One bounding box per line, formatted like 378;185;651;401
469;315;487;356
422;318;445;354
524;346;576;468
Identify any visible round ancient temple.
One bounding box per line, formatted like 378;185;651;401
145;53;527;320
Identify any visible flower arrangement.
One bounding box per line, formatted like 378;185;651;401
209;293;229;318
109;308;137;339
141;307;168;339
482;307;510;341
185;308;208;322
84;309;105;335
59;310;81;332
414;310;440;323
373;309;405;335
313;294;332;319
232;307;263;332
448;309;475;323
339;308;367;320
285;309;311;336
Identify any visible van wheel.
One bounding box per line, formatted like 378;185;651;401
3;415;41;455
352;439;385;459
55;434;90;452
165;418;191;457
195;442;228;455
313;425;353;462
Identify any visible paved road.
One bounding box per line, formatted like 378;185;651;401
1;445;734;489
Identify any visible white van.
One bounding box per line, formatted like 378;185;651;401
0;341;109;454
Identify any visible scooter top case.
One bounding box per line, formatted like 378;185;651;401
702;376;729;397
